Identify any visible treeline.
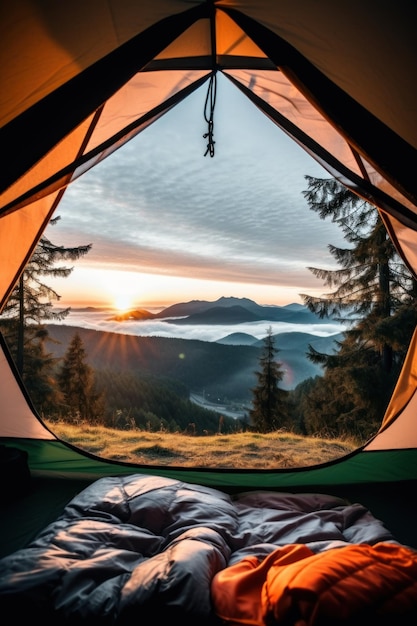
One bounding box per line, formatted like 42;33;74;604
91;370;241;435
43;331;242;435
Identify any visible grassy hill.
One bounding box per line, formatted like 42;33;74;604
45;421;358;469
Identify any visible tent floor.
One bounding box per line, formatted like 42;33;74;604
0;474;90;558
1;474;416;559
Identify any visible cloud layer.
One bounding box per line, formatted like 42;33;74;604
55;309;346;344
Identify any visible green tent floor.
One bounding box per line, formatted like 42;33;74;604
0;475;91;558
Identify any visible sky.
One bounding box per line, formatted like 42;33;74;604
46;74;345;313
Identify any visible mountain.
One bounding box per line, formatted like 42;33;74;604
253;331;344;352
256;330;342;385
153;296;259;319
166;305;262;325
217;330;343;352
216;332;258;346
281;302;306;311
113;297;332;325
109;308;157;321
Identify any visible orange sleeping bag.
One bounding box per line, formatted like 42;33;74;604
211;542;417;625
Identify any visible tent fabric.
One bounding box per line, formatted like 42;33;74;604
1;0;417;502
0;335;54;440
368;327;417;438
1;1;417;310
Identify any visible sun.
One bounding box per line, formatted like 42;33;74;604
98;269;141;311
114;294;134;312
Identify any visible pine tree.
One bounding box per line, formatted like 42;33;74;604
0;217;91;408
299;176;417;439
301;175;417;369
20;333;63;415
57;332;104;422
249;327;290;433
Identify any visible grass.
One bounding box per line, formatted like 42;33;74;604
45;421;359;469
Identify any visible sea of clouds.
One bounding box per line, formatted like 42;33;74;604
50;308;346;344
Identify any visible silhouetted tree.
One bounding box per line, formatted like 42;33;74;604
57;332;105;422
301;176;416;373
249;328;290;433
0;217;91;409
300;176;417;439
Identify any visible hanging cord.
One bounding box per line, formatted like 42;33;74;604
203;73;217;157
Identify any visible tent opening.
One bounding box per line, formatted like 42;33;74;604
2;74;413;470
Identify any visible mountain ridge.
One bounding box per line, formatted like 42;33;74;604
106;296;331;325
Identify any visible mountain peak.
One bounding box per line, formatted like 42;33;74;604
215;296;257;306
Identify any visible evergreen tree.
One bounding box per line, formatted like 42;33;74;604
57;332;104;422
249;327;290;433
299;176;417;439
20;334;63;415
0;217;91;408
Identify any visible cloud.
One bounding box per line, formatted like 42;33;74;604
51;75;345;305
53;310;346;344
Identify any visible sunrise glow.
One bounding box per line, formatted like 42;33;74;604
113;294;134;312
46;265;328;311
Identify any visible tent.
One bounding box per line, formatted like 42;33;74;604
1;0;417;555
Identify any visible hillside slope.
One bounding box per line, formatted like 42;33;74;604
46;325;340;398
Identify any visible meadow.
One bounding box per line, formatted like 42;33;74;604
47;421;358;469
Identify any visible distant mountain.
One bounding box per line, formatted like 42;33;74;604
154;296;259;319
109;308;157;321
252;331;343;386
105;297;333;326
252;331;344;352
70;306;114;313
217;330;344;351
166;305;262;325
216;332;258;346
281;302;306;311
